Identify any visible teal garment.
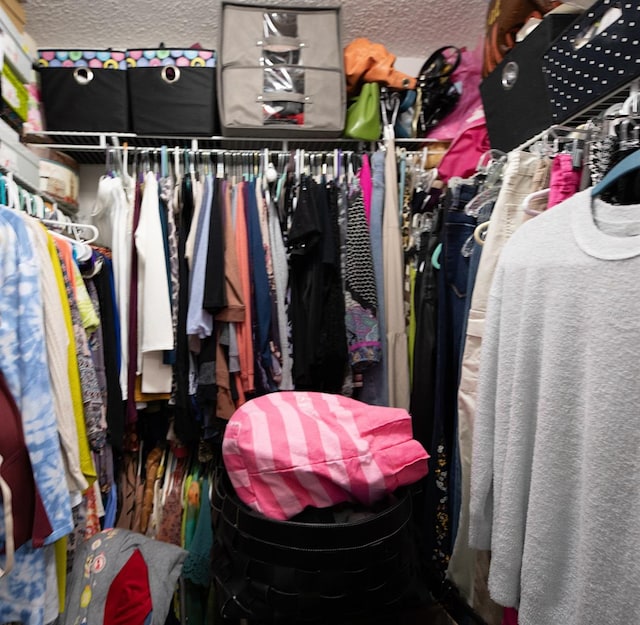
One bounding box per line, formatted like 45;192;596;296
182;477;214;625
184;477;200;550
182;477;213;586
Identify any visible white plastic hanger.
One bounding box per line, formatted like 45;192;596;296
522;188;550;217
40;218;99;244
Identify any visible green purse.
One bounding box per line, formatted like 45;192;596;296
344;82;381;141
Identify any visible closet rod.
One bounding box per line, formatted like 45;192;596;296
23;130;447;154
514;78;640;153
101;145;447;157
514;124;592;153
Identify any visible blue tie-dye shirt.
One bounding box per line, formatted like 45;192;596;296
0;208;73;625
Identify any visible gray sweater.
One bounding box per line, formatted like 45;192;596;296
469;188;640;625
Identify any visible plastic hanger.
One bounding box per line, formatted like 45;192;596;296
431;242;442;269
41;218;99;244
465;186;501;218
591;148;640;197
0;175;6;206
5;173;19;211
473;220;490;246
522;188;550;217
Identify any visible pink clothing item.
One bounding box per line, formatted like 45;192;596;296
502;608;519;625
426;41;484;141
437;109;491;184
358;153;373;226
223;391;429;520
548;152;582;209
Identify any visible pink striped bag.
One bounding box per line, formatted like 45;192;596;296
223;391;429;520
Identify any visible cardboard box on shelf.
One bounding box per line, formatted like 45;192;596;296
0;114;39;189
0;3;35;83
1;60;28;121
0;0;25;33
29;146;80;207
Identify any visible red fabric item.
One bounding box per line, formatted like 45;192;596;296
503;607;519;625
104;548;153;625
0;370;53;550
223;391;429;520
437;108;491;184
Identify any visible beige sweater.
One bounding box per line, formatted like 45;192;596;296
25;218;88;496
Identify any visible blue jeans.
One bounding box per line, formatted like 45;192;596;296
433;185;477;563
360;150;388;406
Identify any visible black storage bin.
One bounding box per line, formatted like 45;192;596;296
543;0;640;124
37;50;129;132
127;48;219;136
212;474;418;623
480;13;575;152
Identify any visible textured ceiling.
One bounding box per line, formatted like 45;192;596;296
24;0;487;59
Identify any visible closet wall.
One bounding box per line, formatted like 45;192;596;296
24;0;485;58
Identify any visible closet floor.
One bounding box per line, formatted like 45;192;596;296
240;603;457;625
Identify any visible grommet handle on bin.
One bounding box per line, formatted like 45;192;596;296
73;67;94;85
161;65;181;84
501;61;518;90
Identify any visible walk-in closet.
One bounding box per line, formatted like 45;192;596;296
0;1;638;624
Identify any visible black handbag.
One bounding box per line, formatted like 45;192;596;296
542;0;640;123
211;474;419;623
415;46;462;137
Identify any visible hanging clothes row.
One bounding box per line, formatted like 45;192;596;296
431;93;640;625
58;140;445;624
88;143;444;442
0;199;122;625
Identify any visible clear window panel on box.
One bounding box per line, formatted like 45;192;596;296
263;12;298;39
262;102;304;125
264;67;304;94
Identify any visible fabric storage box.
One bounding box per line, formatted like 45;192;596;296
126;48;219;136
36;49;129;132
543;0;640;124
480;13;575;152
219;1;345;138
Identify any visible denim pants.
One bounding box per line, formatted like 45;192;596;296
435;186;477;556
418;183;476;573
360;150;388;406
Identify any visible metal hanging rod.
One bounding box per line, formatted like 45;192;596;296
23;130;447;156
515;78;640;153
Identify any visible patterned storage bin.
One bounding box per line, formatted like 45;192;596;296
126;48;219;136
37;50;129;132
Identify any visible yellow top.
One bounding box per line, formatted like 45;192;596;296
47;233;96;485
